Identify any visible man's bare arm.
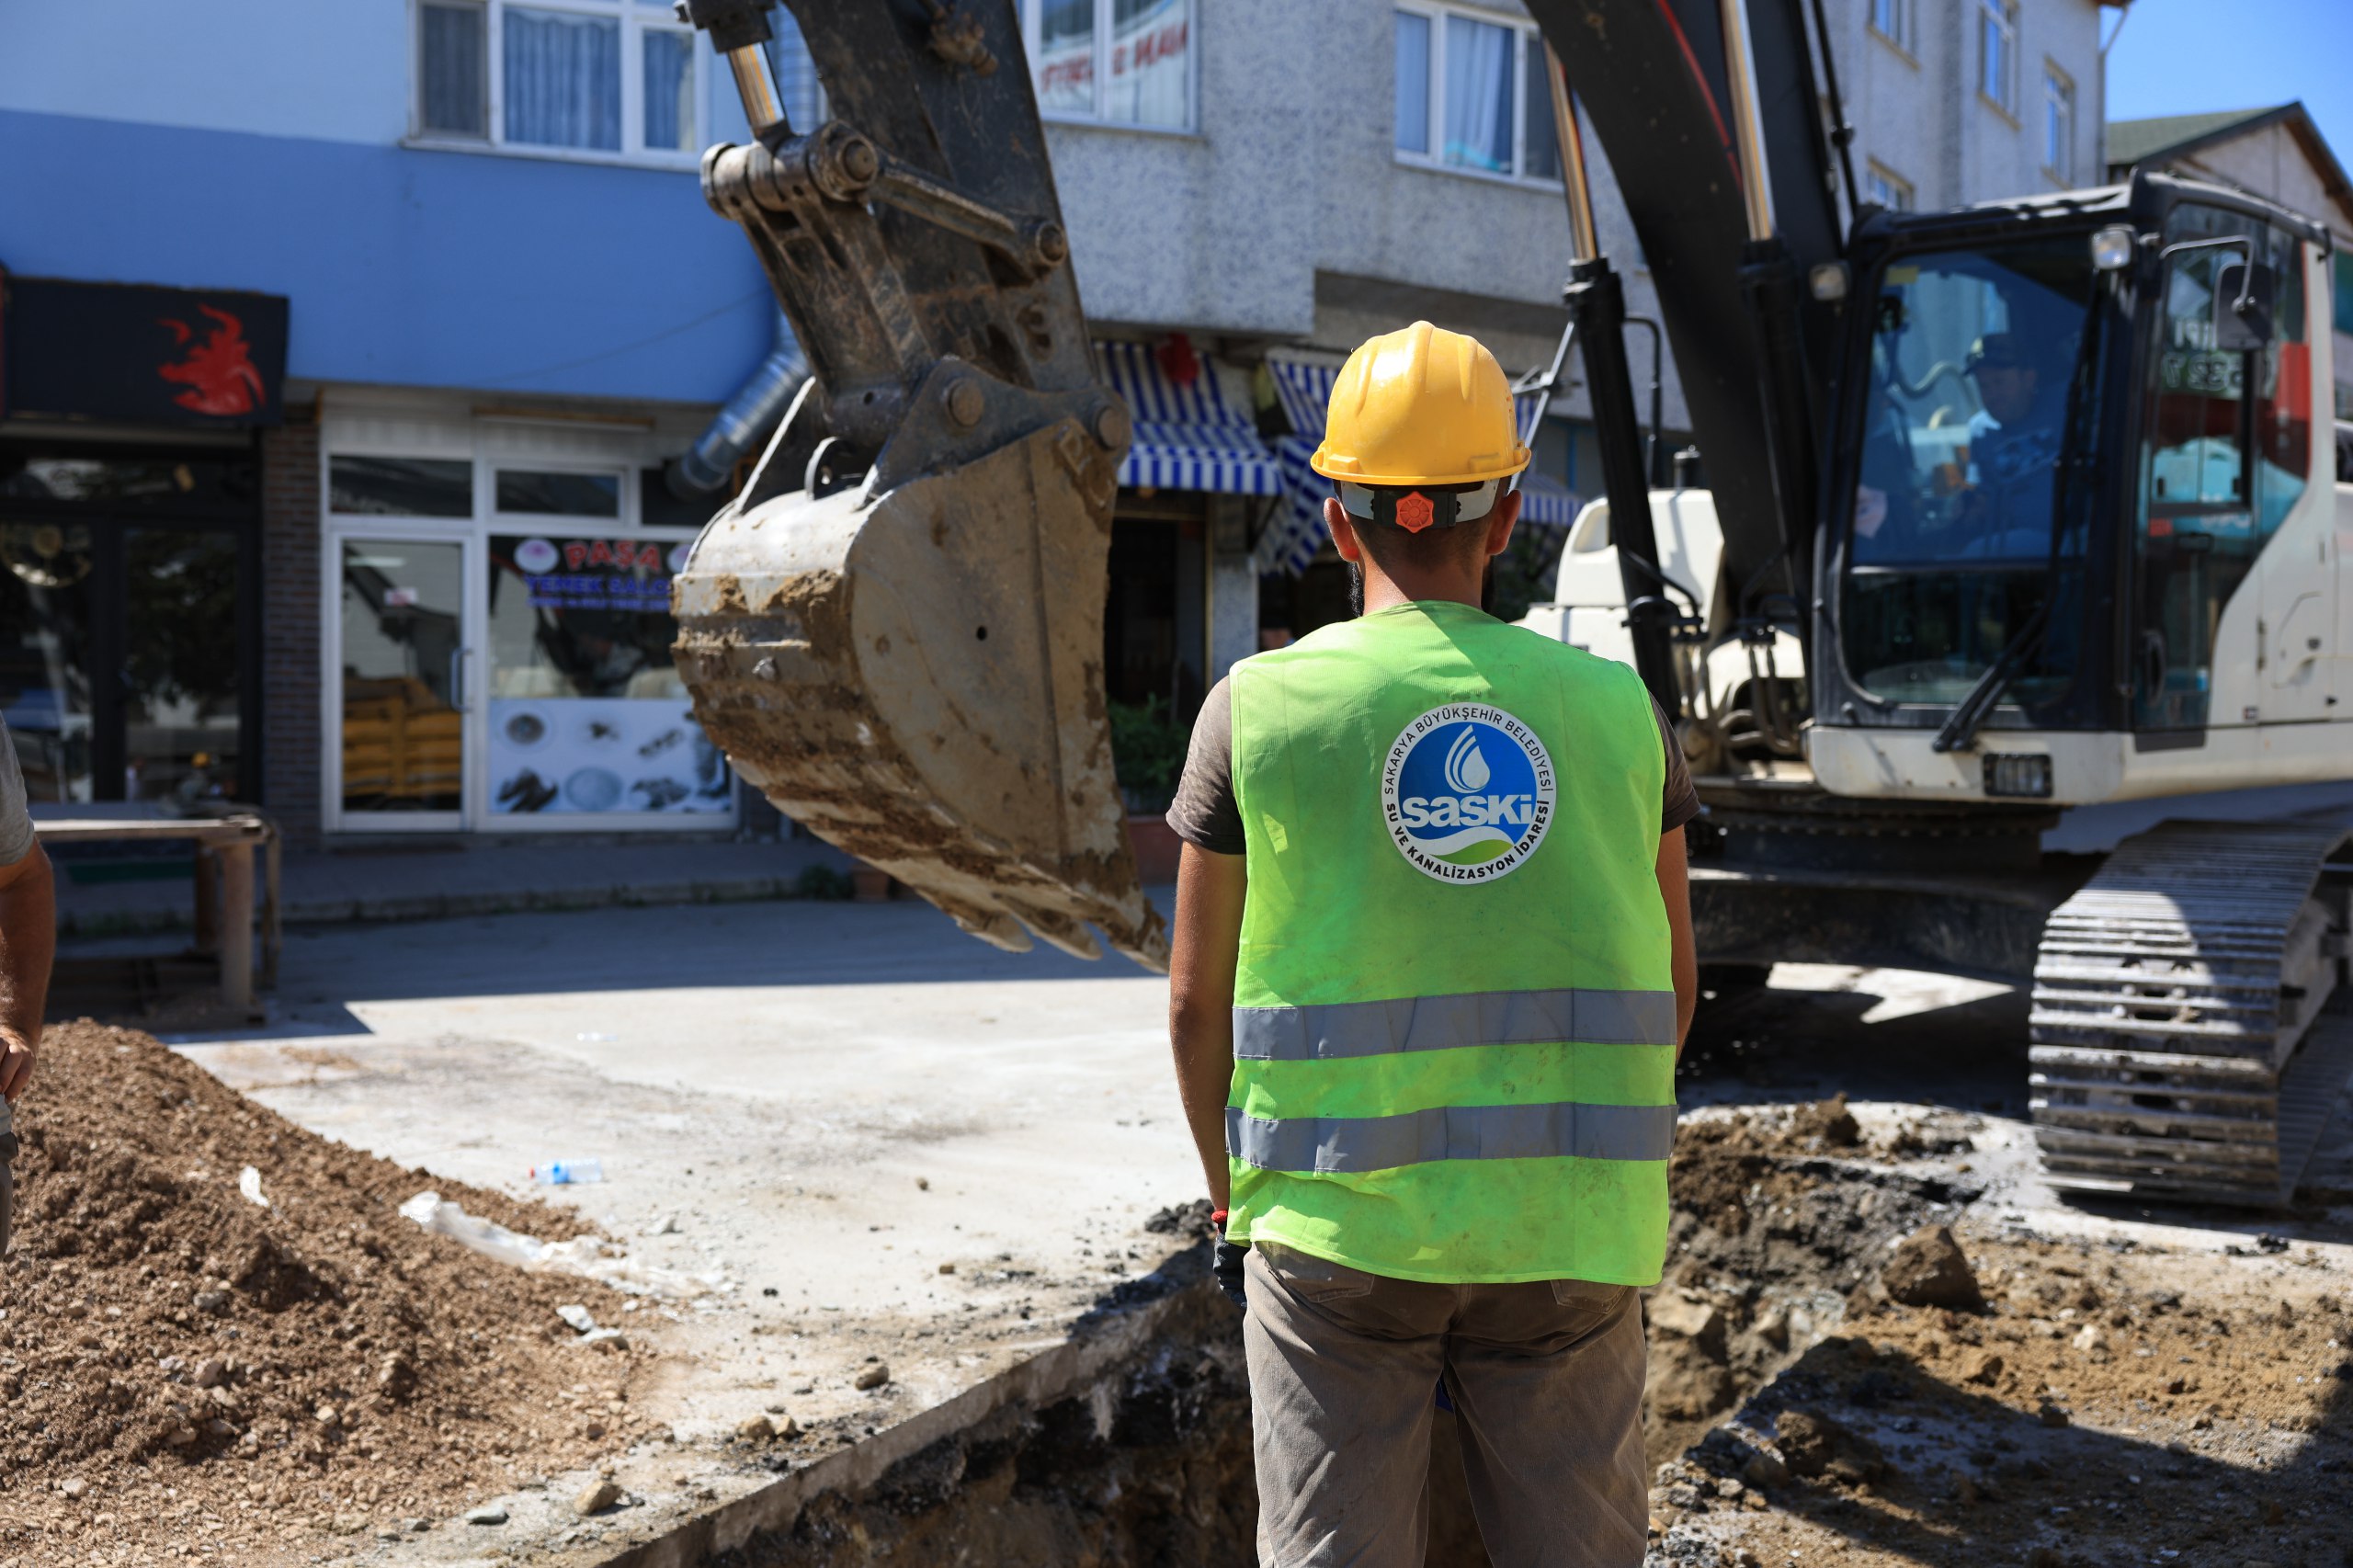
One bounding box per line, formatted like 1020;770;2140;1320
0;840;55;1103
1656;826;1698;1054
1168;841;1247;1209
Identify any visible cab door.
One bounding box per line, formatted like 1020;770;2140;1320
2254;233;2330;722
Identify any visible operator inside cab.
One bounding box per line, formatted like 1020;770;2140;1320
1952;331;2065;558
1851;307;2076;567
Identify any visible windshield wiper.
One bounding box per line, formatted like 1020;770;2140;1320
1932;597;2052;754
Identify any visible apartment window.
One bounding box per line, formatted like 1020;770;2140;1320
415;0;704;161
1870;0;1913;54
1394;6;1562;184
1978;0;2018;115
1864;163;1913;211
1024;0;1194;131
2336;250;2353;335
2043;65;2075;182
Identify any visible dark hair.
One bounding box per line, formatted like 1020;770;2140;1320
1339;483;1503;574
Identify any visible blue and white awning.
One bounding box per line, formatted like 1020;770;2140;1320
1096;340;1282;496
1254;358;1581;577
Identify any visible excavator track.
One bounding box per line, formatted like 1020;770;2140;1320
2029;821;2353;1206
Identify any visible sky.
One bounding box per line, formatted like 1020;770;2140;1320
2104;0;2353;167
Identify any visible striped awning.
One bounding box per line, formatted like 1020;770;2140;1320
1256;357;1580;578
1097;340;1281;496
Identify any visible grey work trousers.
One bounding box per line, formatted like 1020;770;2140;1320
1243;1244;1647;1568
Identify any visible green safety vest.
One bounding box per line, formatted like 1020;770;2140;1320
1224;599;1675;1287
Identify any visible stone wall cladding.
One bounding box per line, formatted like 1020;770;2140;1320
260;415;323;846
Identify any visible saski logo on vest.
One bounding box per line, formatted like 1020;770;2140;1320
1381;704;1555;881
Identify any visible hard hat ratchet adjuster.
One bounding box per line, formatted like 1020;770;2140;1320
1336;476;1513;532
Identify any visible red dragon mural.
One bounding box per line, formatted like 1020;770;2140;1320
155;304;266;416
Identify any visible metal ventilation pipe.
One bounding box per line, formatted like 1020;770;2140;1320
666;304;808;496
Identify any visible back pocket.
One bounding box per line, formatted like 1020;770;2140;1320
1263;1244;1380;1303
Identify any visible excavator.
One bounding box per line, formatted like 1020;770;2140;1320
665;2;2351;1208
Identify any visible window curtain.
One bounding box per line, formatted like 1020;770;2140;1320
1443;15;1513;173
1393;12;1430;154
642;28;694;150
505;7;621;151
421;3;487;137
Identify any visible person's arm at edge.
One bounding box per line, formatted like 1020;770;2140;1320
1657;826;1697;1055
0;839;55;1103
1168;841;1245;1209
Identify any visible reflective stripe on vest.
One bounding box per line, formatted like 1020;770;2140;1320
1228;1100;1677;1173
1234;985;1677;1062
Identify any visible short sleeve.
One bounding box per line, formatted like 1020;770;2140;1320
1654;699;1699;835
0;722;34;868
1165;678;1245;856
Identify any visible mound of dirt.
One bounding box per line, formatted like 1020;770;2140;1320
1643;1109;1981;1466
0;1022;661;1562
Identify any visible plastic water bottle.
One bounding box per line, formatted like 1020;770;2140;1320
531;1159;605;1185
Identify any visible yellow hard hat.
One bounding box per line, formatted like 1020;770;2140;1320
1310;321;1529;488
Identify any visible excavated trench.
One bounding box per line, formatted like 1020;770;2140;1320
641;1104;1977;1568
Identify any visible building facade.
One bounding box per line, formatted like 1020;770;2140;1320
0;0;790;845
0;0;2116;843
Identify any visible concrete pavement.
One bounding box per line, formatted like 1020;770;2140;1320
165;889;1204;1562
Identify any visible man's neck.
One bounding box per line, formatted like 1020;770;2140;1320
1358;563;1483;614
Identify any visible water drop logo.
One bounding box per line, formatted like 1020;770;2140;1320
1381;703;1555;882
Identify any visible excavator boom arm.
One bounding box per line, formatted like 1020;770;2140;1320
670;0;1165;970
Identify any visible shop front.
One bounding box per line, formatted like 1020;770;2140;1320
321;409;734;835
0;276;285;808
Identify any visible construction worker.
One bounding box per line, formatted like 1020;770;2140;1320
1165;322;1698;1567
0;716;56;1256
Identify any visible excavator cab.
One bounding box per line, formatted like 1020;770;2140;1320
1808;171;2341;800
667;1;1165;970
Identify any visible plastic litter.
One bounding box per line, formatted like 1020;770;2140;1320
530;1159;605;1185
396;1190;723;1298
555;1304;597;1333
237;1166;270;1209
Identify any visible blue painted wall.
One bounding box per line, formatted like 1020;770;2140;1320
0;108;775;404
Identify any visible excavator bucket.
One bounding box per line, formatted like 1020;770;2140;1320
669;1;1165;969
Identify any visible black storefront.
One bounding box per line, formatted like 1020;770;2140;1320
0;276;284;807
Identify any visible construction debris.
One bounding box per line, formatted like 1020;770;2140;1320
1881;1223;1985;1312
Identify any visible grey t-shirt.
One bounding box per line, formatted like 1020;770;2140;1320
0;722;32;867
1166;676;1699;856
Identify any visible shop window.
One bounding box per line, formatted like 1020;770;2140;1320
495;468;621;517
1393;5;1561;185
415;0;703;163
340;539;465;814
124;531;243;804
484;532;727;817
329;456;473;518
0;521;95;803
1024;0;1194;132
3;446;256;807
